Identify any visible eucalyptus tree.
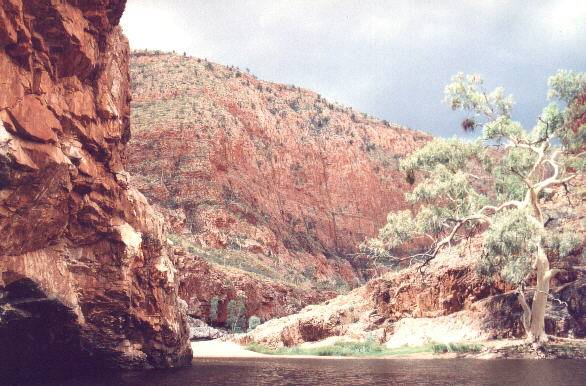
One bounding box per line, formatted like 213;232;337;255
363;70;585;343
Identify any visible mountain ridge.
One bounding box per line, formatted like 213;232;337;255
127;50;430;323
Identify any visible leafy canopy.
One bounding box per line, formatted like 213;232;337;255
362;70;585;283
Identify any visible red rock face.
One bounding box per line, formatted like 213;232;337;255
0;1;190;377
176;250;334;326
128;53;430;294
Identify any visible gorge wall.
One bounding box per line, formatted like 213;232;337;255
127;52;430;322
0;0;190;378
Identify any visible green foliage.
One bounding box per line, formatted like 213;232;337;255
365;70;585;282
226;297;246;332
479;208;542;284
493;147;537;201
483;116;526;142
209;296;219;323
246;341;433;357
547;70;586;104
247;340;483;357
544;231;583;258
532;103;564;142
247;315;261;331
444;73;514;124
547;70;586;151
400;138;485;174
374;210;418;249
431;342;483;353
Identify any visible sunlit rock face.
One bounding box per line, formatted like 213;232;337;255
127;52;431;292
0;0;191;378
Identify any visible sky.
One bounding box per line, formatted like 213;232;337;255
121;0;586;137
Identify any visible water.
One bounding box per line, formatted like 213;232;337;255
37;358;586;386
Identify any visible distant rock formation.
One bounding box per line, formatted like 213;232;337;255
186;316;226;341
174;245;334;325
127;52;430;319
0;1;190;378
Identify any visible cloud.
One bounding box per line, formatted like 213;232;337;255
121;0;586;137
541;0;586;40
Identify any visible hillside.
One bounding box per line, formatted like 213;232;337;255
127;51;430;322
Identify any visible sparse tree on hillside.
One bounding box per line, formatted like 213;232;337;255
362;70;585;344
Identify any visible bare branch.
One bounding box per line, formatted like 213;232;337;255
510;167;533;188
467;173;492;181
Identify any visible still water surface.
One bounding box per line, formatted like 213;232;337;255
45;357;586;386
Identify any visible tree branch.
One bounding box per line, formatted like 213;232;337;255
517;284;532;335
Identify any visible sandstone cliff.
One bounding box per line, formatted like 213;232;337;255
0;1;190;377
127;52;430;322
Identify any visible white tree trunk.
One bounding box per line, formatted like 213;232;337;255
522;244;549;343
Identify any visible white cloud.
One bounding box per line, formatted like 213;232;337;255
121;1;216;57
544;0;586;39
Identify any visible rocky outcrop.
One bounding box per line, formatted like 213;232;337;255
237;253;585;348
236;179;586;347
127;51;430;302
0;1;190;378
186;317;226;341
175;249;334;326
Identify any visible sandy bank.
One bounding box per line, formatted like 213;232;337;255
191;340;269;358
191;339;446;360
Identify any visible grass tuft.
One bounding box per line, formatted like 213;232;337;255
431;342;483;353
247;341;484;357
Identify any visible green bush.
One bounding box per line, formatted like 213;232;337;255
248;315;261;331
544;231;583;258
558;233;582;257
246;341;435;357
209;296;219;324
226;297;246;332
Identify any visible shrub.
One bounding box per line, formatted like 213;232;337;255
558;233;582;257
246;341;436;357
288;99;301;112
209;296;220;324
544;231;583;258
248;315;261;331
226;297;246;332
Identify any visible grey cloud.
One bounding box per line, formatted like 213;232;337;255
122;0;586;137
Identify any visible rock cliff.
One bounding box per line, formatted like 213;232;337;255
0;1;190;378
127;52;430;321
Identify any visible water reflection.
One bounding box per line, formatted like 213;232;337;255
43;358;586;386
